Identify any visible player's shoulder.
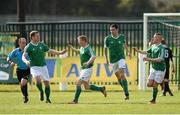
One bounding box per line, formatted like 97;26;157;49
13;48;20;52
11;48;19;54
39;42;47;46
119;34;125;37
25;42;33;51
104;35;111;40
26;42;32;47
159;44;165;49
86;44;92;49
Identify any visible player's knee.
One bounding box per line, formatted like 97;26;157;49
84;85;89;90
21;79;27;86
147;83;153;87
164;79;169;82
44;81;49;87
36;76;41;83
76;80;82;86
119;69;125;78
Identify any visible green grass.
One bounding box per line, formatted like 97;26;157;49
0;84;180;114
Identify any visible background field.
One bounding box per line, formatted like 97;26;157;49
0;84;180;114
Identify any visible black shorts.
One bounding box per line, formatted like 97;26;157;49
16;68;30;82
164;68;170;80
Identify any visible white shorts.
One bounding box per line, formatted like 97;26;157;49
111;59;126;73
148;68;165;83
30;66;50;81
79;67;93;82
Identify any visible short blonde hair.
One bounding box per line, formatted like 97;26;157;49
30;31;39;39
77;35;88;42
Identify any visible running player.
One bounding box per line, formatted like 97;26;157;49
160;39;175;96
68;35;107;104
22;31;66;103
7;38;30;103
134;33;166;104
104;24;131;100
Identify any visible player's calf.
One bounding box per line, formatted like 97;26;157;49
44;81;51;103
20;78;29;103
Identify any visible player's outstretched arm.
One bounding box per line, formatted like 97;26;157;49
104;47;109;66
124;44;132;59
143;57;162;63
68;44;80;54
133;47;148;55
48;49;67;55
83;56;96;68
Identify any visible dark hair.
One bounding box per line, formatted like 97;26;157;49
161;39;166;45
110;24;119;29
155;32;161;36
30;31;39;39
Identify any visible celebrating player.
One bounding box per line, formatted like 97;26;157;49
68;35;107;104
22;31;66;103
104;24;131;100
160;39;175;96
7;38;30;103
134;33;166;104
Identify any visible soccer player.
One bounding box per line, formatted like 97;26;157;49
104;24;131;100
7;38;30;103
160;39;175;96
22;31;66;103
134;33;166;104
68;35;107;104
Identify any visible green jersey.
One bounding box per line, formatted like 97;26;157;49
25;42;50;67
147;44;166;71
104;34;126;63
80;44;95;69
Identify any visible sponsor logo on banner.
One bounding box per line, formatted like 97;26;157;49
0;59;10;80
60;57;137;83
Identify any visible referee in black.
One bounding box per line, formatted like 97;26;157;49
161;39;175;96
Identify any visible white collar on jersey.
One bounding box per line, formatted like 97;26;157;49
111;34;120;39
30;42;40;46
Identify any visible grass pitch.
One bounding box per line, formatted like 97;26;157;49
0;84;180;114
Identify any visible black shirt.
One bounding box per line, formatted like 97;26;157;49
163;45;173;68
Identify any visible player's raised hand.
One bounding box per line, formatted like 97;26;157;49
143;57;149;62
25;60;30;67
67;42;73;48
172;68;176;73
59;49;67;55
128;53;132;59
133;47;138;52
10;62;16;67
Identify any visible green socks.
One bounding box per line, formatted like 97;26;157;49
153;87;158;101
90;85;103;91
45;86;50;100
118;79;123;88
120;79;129;96
74;86;81;102
36;82;44;93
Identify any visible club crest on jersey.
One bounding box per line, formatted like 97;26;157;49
39;47;42;50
